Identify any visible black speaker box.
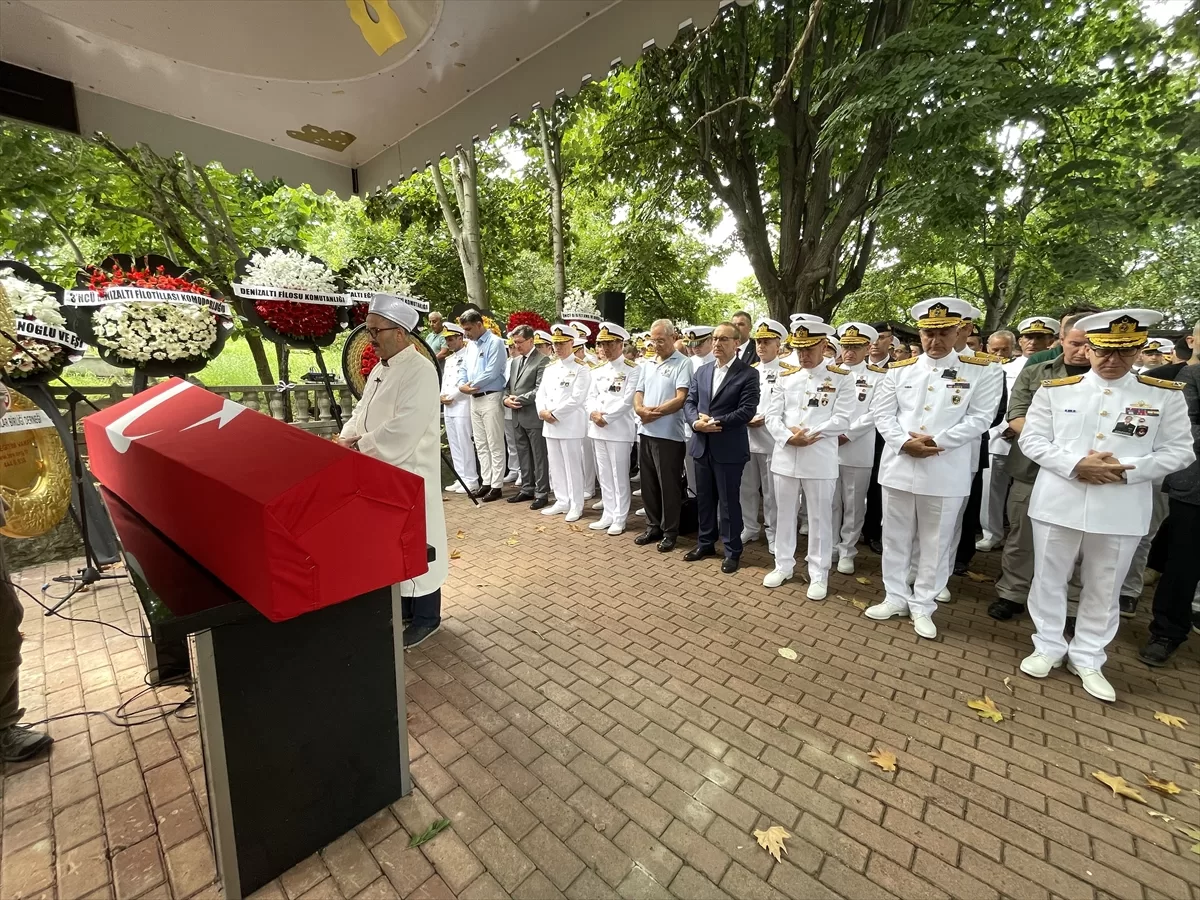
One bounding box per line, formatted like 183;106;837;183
596;291;626;327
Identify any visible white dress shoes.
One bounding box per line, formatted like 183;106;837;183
836;557;855;575
763;570;791;588
589;517;613;531
975;538;1000;552
1019;652;1063;679
936;587;952;603
541;503;568;517
806;582;828;601
912;615;937;639
607;523;626;536
592;500;604;510
564;508;583;523
1067;662;1116;702
864;600;909;620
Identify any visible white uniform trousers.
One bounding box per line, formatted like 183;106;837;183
470;393;507;489
832;466;872;562
882;488;966;618
1119;489;1169;599
773;474;835;584
504;416;521;481
979;454;1011;546
546;437;585;513
594;440;633;527
582;437;597;495
1027;521;1139;670
739;452;776;544
445;415;480;490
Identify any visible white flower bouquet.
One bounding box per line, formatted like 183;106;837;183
234;248;347;346
343;258;422;325
0;262;83;384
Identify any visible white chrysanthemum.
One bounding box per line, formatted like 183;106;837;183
0;268;67;327
563;287;599;317
347;258;419;298
242;249;337;293
93;302;216;363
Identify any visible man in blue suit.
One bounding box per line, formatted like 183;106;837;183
684;322;761;573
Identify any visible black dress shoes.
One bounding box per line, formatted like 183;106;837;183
507;492;535;504
634;530;664;546
472;485;493;498
684;546;716;562
482;488;504;502
657;537;677;552
952;561;968;577
721;557;740;574
987;599;1025;620
529;497;550;511
867;538;884;555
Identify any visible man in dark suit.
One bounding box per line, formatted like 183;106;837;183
683;322;761;573
732;311;759;365
503;325;552;509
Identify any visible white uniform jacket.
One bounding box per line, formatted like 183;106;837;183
748;358;793;456
837;361;888;468
585;358;641;442
987;356;1028;456
871;351;1002;498
1019;370;1195;536
766;364;856;480
439;347;473;420
340;344;447;597
535;356;592;440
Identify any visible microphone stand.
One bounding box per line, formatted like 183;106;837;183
44;388;124;613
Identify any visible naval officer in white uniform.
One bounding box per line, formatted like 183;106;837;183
1017;309;1195;701
438;323;480;494
863;300;1002;639
585;322;641;535
740;318;793;553
536;323;593;522
830;322;888;575
764;320;855;599
339;295;448;648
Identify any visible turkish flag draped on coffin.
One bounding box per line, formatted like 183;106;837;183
84;378;428;622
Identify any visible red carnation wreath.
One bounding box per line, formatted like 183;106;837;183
359;343;379;378
505;310;551;334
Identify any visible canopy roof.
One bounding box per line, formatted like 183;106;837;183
1;0;727;195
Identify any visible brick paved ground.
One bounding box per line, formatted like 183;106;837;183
3;490;1200;900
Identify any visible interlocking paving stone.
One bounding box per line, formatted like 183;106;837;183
3;505;1199;899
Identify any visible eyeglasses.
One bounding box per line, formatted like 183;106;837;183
1089;346;1140;358
366;326;401;339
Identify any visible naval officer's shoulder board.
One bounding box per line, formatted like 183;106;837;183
888;357;919;368
867;364;889;374
1041;374;1085;388
1136;374;1186;391
958;355;993;367
825;364;850;375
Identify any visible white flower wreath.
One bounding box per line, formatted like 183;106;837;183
243;248;338;291
1;268;71;378
347;258;418;297
94;303;217;363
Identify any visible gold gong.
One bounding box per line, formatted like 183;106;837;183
0;390;72;539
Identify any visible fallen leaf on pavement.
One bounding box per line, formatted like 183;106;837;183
753;825;790;862
455;529;467;540
851;599;867;610
855;576;872;585
869;748;897;772
1092;771;1149;804
1154;712;1188;729
409;818;451;848
1146;776;1181;796
1003;676;1014;694
1146;810;1175;822
504;537;519;546
778;647;798;661
449;549;462;560
1178;825;1200;840
967;696;1004;723
535;525;546;533
966;571;993;583
567;523;584;532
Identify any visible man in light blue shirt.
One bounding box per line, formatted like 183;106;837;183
634;318;692;551
458;310;510;500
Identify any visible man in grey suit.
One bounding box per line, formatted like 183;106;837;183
504;325;552;509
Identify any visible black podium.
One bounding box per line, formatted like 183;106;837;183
102;489;421;899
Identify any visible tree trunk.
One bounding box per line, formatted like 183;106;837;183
246;331;276;385
431;144;490;310
537;107;568;319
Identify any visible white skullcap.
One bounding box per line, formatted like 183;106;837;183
368;294;419;332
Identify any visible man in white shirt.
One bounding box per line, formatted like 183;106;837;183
536;324;593;522
764;320;855;598
740;318;792;553
438;323;480;494
586;322;641;535
977;316;1056;551
863;300;1002;639
831;323;888;574
1018;309;1194;701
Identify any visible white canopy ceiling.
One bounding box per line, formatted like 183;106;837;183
0;0;728;195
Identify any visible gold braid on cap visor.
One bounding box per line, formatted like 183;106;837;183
1086;316;1148;349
